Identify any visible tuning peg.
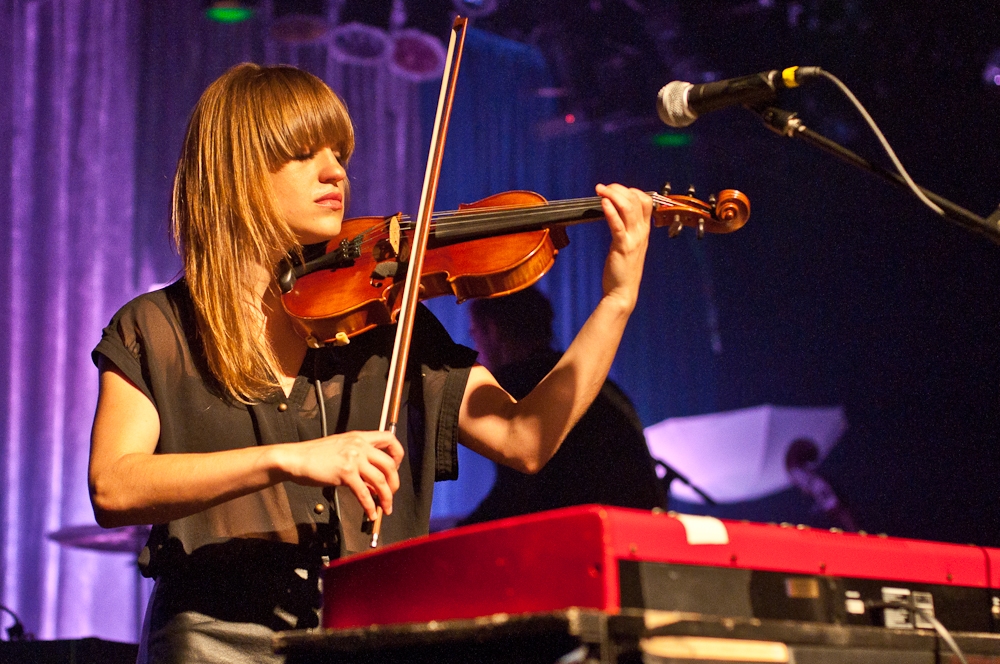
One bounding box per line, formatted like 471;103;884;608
668;214;684;238
697;218;705;240
708;193;717;206
661;182;672;196
687;185;696;197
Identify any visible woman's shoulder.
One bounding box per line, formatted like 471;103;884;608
96;278;225;403
96;279;199;365
107;279;192;328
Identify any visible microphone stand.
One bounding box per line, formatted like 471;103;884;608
653;459;717;506
748;105;1000;246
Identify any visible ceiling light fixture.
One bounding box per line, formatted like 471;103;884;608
270;0;330;44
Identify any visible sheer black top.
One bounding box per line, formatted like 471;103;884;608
92;280;475;627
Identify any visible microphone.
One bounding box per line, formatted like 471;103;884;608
657;66;822;127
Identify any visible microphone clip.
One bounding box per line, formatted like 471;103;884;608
753;106;804;138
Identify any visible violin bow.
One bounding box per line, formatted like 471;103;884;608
369;16;469;547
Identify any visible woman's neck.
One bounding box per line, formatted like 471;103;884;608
254;264;308;397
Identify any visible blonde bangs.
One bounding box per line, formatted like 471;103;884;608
250;68;355;172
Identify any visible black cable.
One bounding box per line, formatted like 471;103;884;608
812;68;944;217
0;604;32;641
314;378;328;437
749;71;1000;245
653;458;717;505
315;377;343;530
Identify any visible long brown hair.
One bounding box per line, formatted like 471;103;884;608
172;63;355;402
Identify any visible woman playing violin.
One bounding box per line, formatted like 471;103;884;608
89;62;651;663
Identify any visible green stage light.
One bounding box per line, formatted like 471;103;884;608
205;1;255;23
652;131;693;148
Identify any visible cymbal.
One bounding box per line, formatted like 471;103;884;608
48;523;151;553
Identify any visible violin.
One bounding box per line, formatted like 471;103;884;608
278;186;750;349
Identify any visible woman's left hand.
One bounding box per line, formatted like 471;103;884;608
595;183;652;312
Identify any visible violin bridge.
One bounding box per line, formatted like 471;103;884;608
388;214;401;256
372;214;407;267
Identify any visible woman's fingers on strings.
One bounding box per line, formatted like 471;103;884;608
596;184;653;253
593;184;652;304
595;183;625;231
596;183;651;233
630;187;654;222
600;197;625;233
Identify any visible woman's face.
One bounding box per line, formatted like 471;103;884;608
269;146;347;245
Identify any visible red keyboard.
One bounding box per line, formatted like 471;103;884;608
323;505;999;633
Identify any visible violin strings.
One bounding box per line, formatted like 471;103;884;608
413;195;630;231
413;192;694;234
418;192;690;230
368;191;695;234
352;197;606;246
425;199;603;231
336;192;706;254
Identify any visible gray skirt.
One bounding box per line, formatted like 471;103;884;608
139;604;289;664
137;550;325;664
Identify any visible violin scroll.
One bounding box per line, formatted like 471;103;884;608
712;189;752;232
652;188;750;237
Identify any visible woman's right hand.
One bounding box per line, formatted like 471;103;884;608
277;431;404;520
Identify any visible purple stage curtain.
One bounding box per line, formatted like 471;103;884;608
0;0;450;642
0;0;142;643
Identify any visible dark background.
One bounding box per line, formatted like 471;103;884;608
461;0;1000;546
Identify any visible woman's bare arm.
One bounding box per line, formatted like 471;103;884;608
456;183;652;472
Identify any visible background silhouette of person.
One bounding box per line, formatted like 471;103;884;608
785;438;858;532
461;286;665;525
